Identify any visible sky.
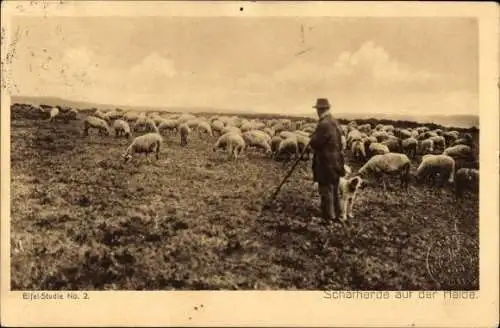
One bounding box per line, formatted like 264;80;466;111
10;16;478;116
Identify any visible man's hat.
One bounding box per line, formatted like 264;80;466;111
312;98;331;110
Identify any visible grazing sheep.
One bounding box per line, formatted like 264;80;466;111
429;135;446;151
443;131;459;146
365;141;390;158
93;110;109;123
443;144;474;161
48;107;59;123
122;132;163;162
213;132;246;160
123;112;140;122
351;139;366;162
279;131;295;139
275;135;299;163
179;123;190;146
453;133;474;147
347;129;363;148
262;127;275;138
419;138;434;155
382;136;402;153
242;131;272;155
211;120;225;136
270;136;282;159
221;126;242;136
338;165;364;221
341;135;347;152
134;117;159;133
371;130;391;142
395;128;412;140
414;154;456;187
158;119;178;135
356;153;411;191
401;137;418;159
197;121;213;137
454;168;479;199
113;119;131;139
294;133;312;160
83;116;111;136
357;123;371;133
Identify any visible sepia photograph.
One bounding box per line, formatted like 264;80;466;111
1;1;498;327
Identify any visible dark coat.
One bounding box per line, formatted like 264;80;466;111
310;112;346;184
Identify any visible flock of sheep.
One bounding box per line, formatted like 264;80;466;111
38;105;479;199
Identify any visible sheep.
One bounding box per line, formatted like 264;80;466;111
83;116;112;136
394;128;412;140
275;135;299;163
453;133;474;147
262;127;275;138
211;120;225;136
93;110;109;123
429;135;446;151
414;154;456;187
105;110;123;122
341;135;347;152
419;138;434;155
134;117;159;134
213;132;246;160
338;165;364;221
48;107;59;123
351;139;366;162
365;140;390;158
123;112;140;122
401;137;418;159
158;119;178;135
113;119;131;139
242;131;272;155
382;136;402;153
347;129;363;148
221;126;242;136
454;168;479;199
122;132;163;162
294;133;312;160
356;152;411;191
371;130;391;142
270;136;282;159
357;123;371;134
443;131;459;146
197;121;213;137
179;123;190;146
443;144;474;161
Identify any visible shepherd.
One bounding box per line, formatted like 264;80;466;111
310;98;346;222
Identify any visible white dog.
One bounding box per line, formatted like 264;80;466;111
312;164;363;221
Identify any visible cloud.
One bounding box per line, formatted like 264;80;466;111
130;52;177;78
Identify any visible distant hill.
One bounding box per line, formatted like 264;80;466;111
10;95;479;129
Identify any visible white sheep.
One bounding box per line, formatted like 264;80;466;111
356;152;411;191
414;154;456;186
48;107;59;123
429;135;446;151
454;168;479;199
275;135;299;163
83;116;111;136
262;127;275;138
279;131;295;139
443;144;474;161
221;126;242;136
382;136;402;153
401;137;418;159
211;120;225;136
134;117;159;133
196;121;213;137
123;111;140;122
158;119;178;135
419;138;434;155
294;133;312;160
122;132;163;162
93;110;109;123
242;130;272;155
351;139;366;162
213;132;246;160
270;136;282;159
366;141;390;157
347;129;363;148
112;119;131;139
179;123;190;146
